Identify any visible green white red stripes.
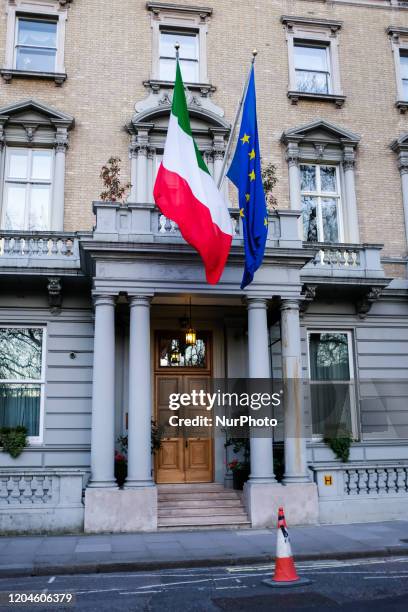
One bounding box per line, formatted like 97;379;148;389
154;61;233;284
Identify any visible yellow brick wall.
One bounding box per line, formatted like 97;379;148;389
0;0;407;260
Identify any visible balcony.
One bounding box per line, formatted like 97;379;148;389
0;231;81;275
301;242;386;284
91;201;303;251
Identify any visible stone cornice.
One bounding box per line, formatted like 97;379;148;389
146;1;212;17
280;15;343;32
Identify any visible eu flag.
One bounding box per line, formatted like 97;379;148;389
227;66;267;289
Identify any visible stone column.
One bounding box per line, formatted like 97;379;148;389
88;295;117;488
398;155;408;246
128;137;138;203
280;300;309;483
286;142;301;211
136;146;148;203
213;150;224;186
147;147;155;203
51;128;69;231
247;298;276;483
125;295;155;488
342;151;360;243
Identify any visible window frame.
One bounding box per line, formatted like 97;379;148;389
158;28;200;83
293;40;332;95
281;15;344;107
306;329;358;441
1;0;69;85
14;15;58;73
2;146;55;231
0;325;47;445
148;3;210;85
300;163;344;243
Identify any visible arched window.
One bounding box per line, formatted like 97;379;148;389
126;93;230;205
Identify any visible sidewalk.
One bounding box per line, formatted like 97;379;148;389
1;521;408;578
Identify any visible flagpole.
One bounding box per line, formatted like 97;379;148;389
217;49;257;190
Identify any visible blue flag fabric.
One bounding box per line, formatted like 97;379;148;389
227;66;268;289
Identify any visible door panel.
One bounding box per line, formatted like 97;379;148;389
185;438;213;482
155;375;185;483
154;373;213;483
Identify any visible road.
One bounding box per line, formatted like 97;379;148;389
0;557;407;611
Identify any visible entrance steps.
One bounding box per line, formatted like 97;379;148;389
157;483;250;530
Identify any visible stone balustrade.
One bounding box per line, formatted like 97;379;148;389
302;242;385;280
312;463;408;523
344;465;408;495
0;231;80;272
0;470;85;533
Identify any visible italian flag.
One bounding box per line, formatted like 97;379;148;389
154;61;233;284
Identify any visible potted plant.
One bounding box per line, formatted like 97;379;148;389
0;426;28;458
227;458;250;490
225;437;250;490
114;451;127;488
99;157;130;203
115;420;164;487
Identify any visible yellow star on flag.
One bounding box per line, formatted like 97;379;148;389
240;133;250;144
249;170;256;181
239;208;245;218
264;216;268;227
249;148;255;160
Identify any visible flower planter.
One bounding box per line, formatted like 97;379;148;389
232;465;250;490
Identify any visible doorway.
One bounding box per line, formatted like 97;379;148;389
154;331;213;484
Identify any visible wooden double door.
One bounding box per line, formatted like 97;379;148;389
155;374;213;483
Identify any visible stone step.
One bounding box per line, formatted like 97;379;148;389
159;499;242;509
158;506;248;518
158;515;251;527
158;492;239;502
158;483;225;493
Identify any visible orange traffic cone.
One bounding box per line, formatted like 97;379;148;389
263;507;312;588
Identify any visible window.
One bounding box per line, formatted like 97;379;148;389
15;17;57;73
158;333;208;369
308;331;357;439
147;2;211;86
300;164;342;243
1;0;70;85
281;16;344;106
2;148;53;231
400;51;408;100
294;43;330;94
159;30;199;82
0;327;45;443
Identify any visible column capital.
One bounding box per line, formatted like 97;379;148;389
54;127;69;153
280;298;300;312
93;294;116;307
285;141;300;167
398;153;408;175
245;297;269;310
128;295;152;307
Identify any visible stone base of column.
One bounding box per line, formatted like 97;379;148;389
243;481;319;527
84;487;157;533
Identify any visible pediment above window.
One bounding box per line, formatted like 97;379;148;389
0;99;74;146
282;119;360;146
281;119;360;165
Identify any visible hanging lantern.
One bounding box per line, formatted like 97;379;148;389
185;297;196;346
185;327;197;346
